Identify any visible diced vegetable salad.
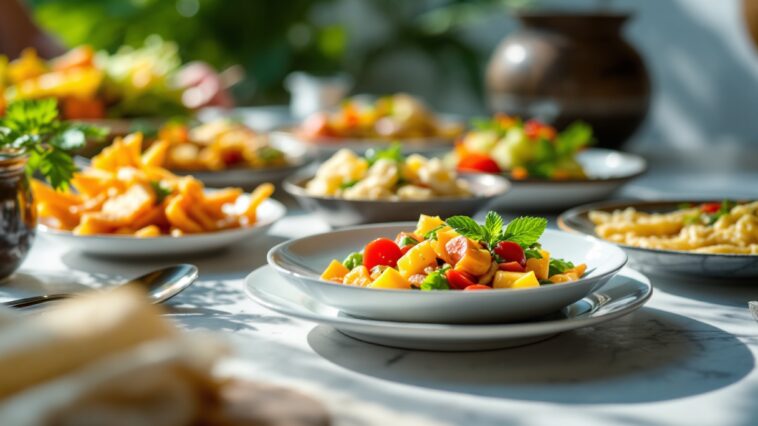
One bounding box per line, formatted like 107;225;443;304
320;212;587;290
450;114;593;180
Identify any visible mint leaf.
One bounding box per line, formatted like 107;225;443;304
365;142;404;166
484;211;504;245
525;247;543;259
445;215;485;241
399;235;418;247
549;258;575;276
502;216;548;248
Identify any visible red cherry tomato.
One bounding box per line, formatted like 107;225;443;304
457;153;501;174
400;245;413;256
498;261;525;272
701;203;721;214
445;269;477;290
363;238;403;270
494;241;526;266
464;284;492;291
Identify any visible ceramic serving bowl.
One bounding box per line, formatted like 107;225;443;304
492;148;647;211
266;224;628;324
39;198;286;258
558;200;758;278
283;172;510;227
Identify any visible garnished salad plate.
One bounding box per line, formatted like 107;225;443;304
559;200;758;277
244;265;651;351
449;115;646;210
267;212;627;323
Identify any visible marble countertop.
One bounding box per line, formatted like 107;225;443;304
3;170;758;426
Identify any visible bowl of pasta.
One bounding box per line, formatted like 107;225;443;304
283;145;510;226
34;133;285;257
266;211;628;323
558;200;758;277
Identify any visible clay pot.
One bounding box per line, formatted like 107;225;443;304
486;12;650;149
0;154;35;280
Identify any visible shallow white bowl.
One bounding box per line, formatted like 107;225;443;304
39;198;286;258
492;148;647;211
267;224;627;324
270;130;457;157
245;265;651;351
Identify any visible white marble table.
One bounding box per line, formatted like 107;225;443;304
3;171;758;426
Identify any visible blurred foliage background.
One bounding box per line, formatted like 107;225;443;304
25;0;528;109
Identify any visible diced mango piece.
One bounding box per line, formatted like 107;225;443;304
142;140;170;167
321;260;350;283
431;228;460;263
344;266;372;287
134;225;161;238
368;267;410;289
414;214;444;237
493;270;539;289
548;274;572;284
446;236;491;276
396;241;438;279
526;249;550;280
567;263;587;278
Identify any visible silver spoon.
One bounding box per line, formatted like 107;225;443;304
3;264;198;309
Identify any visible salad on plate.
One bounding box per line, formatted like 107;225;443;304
321;212;586;290
299;93;462;142
449;114;593;180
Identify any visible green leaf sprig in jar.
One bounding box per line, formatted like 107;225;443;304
0;99;105;280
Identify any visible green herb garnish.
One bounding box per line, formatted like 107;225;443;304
365;142;404;166
423;224;446;241
706;200;736;225
150;180;173;204
339;180;359;189
257;146;284;163
399;236;418;247
445;212;547;249
0;99;106;189
342;252;363;270
548;258;575;277
420;268;450;291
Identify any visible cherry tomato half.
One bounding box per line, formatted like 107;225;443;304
457;153;501;174
463;284;492;291
498;261;525;272
701;203;721;214
363;238;403;271
493;241;526;266
445;269;477;290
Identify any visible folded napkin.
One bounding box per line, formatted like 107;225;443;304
0;288;228;426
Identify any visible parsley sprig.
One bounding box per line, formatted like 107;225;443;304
445;211;548;249
0;99;106;189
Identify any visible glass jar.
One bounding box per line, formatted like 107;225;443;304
0;153;35;280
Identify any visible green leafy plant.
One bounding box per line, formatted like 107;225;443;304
0;99;106;189
445;212;547;249
548;258;575;277
420;266;450;291
342;252;363;270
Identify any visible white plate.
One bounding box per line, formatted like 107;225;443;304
492;148;647;211
38;198;286;258
267;224;628;323
244;265;651;351
173;135;314;189
270;130;457;157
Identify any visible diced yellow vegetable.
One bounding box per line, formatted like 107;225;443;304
454;247;492;276
368;267;410;289
431;228;460;263
493;270;539;289
548;274;572;284
414;214;444;236
396;241;438;279
344;266;372;287
526;249;550;280
567;263;587;277
320;260;350;283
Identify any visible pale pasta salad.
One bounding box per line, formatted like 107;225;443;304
305;145;471;201
589;200;758;255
